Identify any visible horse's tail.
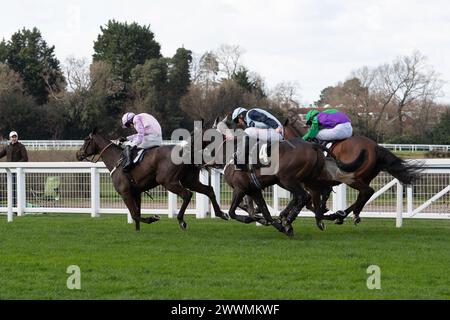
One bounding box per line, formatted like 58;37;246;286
312;143;367;172
376;145;423;185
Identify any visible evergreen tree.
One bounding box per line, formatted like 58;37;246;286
93;20;161;83
3;28;65;105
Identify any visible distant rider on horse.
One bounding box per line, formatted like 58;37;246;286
302;109;353;143
121;112;163;171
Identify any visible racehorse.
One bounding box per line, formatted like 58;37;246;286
204;117;366;236
283;118;422;224
76;128;229;232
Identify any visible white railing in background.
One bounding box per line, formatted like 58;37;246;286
379;144;450;152
0;140;182;150
1;160;449;227
0;140;449;152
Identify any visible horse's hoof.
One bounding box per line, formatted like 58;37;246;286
220;212;230;221
154;215;161;221
335;210;346;218
353;216;361;225
316;221;326;231
257;218;268;226
272;220;284;232
335;218;344;225
179;221;187;230
285;225;294;237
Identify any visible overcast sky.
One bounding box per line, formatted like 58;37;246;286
1;0;449;105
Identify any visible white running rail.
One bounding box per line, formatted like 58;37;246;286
1;160;449;227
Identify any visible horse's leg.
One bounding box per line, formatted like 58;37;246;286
331;181;374;225
250;190;291;236
228;188;260;224
276;195;301;236
238;196;262;216
284;186;327;231
181;177;230;221
278;194;299;221
121;192;142;232
137;192;160;224
164;183;193;230
306;186;336;224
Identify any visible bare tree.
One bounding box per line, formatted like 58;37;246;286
215;44;245;80
63;56;91;92
370;51;443;135
271;81;301;114
348;51;443;137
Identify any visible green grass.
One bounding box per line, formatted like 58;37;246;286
393;151;428;159
1;214;450;300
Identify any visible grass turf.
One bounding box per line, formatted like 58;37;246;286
1;214;449;300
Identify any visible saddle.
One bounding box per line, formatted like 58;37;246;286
311;138;345;157
130;146;159;166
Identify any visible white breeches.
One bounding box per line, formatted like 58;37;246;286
316;122;353;141
244;127;283;142
125;134;163;149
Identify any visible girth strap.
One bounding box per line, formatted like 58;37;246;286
250;169;263;190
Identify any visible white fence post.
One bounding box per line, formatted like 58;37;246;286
196;170;209;218
273;185;279;214
6;168;13;222
210;170;221;218
90;167;100;218
17;168;25;217
168;191;177;218
407;186;413;217
396;182;404;228
332;184;347;212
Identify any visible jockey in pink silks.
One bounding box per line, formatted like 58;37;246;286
120;112;163;171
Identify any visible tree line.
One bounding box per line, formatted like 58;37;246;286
0;20;448;143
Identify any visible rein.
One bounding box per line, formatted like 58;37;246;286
86;142;115;163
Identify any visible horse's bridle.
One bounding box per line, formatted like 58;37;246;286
80;134;114;163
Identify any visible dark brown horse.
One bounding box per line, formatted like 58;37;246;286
76;128;229;232
283;118;422;224
205;117;366;236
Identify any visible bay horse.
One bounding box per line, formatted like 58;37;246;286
76;128;229;232
283;118;422;224
205;117;367;236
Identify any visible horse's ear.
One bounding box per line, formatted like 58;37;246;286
213;116;220;128
91;127;98;135
283;118;290;126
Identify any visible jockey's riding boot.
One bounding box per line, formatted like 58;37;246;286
122;145;133;172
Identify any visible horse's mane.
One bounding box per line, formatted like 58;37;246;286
286;118;307;136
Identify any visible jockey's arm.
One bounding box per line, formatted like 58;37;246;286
124;117;145;148
247;110;279;129
302;117;320;141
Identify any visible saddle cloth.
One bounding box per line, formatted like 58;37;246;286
131;146;159;165
234;138;273;171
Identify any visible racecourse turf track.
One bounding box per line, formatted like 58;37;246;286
1;214;449;299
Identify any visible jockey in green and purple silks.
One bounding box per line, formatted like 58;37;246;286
302;109;353;142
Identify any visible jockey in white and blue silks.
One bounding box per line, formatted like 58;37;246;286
231;107;283;142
